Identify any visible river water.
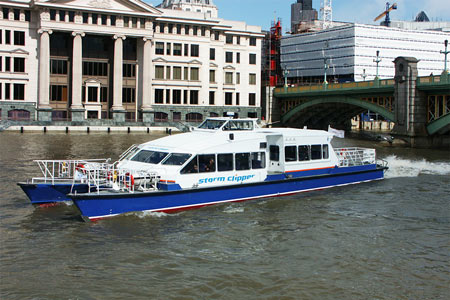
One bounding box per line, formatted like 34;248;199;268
0;132;449;299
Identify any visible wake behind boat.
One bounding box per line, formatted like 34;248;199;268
35;117;386;221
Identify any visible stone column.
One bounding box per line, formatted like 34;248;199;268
37;29;53;121
141;37;154;123
112;35;126;122
70;31;86;122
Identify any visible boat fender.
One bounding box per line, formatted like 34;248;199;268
124;172;135;188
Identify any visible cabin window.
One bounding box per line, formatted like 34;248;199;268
251;152;265;169
199;154;215;173
218;154;233;172
162;153;192;166
260;142;267;149
222;120;253;131
285;146;297;162
311;145;322;160
181;156;199;174
270;145;279;161
298;145;310;161
235;153;250;170
322;144;329;159
198;119;225;130
131;150;169;164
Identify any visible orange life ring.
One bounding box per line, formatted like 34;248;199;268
124;172;134;188
75;163;86;174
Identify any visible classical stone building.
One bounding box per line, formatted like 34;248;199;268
0;0;263;124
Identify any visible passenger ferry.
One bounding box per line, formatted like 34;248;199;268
44;117;387;221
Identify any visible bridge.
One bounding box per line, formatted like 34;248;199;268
273;57;450;147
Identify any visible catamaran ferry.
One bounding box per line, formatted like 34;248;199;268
19;118;387;221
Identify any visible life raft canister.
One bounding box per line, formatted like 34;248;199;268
124;172;134;188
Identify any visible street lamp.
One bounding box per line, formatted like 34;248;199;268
440;39;449;73
374;50;381;79
283;68;289;88
323;58;329;85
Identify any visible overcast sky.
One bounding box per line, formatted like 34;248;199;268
145;0;450;31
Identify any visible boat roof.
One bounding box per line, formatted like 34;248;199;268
141;118;333;154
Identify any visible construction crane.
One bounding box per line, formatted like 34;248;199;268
374;2;397;26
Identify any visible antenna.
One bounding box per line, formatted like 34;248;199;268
321;0;332;29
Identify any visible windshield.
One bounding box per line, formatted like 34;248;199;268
162;153;192;166
198;119;226;130
130;150;169;164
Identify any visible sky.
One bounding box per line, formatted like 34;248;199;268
145;0;450;31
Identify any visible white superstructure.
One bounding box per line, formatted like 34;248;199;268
281;23;450;82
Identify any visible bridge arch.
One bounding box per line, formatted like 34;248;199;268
281;96;395;125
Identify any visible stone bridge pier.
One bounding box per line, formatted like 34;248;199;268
393;57;449;148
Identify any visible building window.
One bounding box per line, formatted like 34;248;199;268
13;31;25;46
173;111;181;121
236;52;240;64
100;87;108;102
225;92;232;105
236;36;240;45
166;89;171;104
173;67;182;80
190;90;199;104
123;63;136;78
184;44;189;56
250;37;257;46
2;7;9;20
225;52;233;63
183;90;188;104
209;70;215;83
5;83;10;99
82;61;108;76
50;9;56;21
236;92;240;105
190;67;199;81
173;89;181;104
184;67;189;80
159;23;165;33
193;26;198;36
210;48;215;60
154;89;164;104
168;23;173;33
214;31;219;40
209;91;215;105
225;72;233;85
166;66;171;79
13;83;25;100
5;57;11;72
52;110;68;121
249;53;256;65
249;73;256;85
101;14;107;25
249;93;256;106
184;25;190;34
173;43;182;56
13;57;25;73
186;112;203;122
123;87;135;103
155;66;164;79
5;30;11;44
176;24;181;34
191;44;199;57
155;112;168;122
110;15;116;26
155;42;164;55
50;85;68;101
82;12;88;23
51;59;67;74
226;35;233;44
87;87;98;102
166;43;171;55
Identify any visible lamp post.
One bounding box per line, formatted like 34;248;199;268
283;68;289;88
323;58;328;85
440;39;449;73
374;50;381;79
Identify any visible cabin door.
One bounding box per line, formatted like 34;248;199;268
266;135;284;173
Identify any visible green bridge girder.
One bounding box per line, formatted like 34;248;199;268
427;113;450;135
281;96;395;124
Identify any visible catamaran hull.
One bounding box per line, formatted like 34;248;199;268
18;182;89;205
70;165;386;221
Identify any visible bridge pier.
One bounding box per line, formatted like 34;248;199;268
392;57;442;147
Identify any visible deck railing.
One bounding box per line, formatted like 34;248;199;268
334;147;376;167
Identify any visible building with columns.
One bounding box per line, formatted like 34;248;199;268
0;0;263;124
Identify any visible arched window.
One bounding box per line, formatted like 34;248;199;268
154;112;168;122
186;112;203;122
209;112;219;117
8;109;30;121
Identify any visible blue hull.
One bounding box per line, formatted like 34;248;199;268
18;182;89;204
70;165;386;221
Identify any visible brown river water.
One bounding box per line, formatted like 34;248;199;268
0;131;449;299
